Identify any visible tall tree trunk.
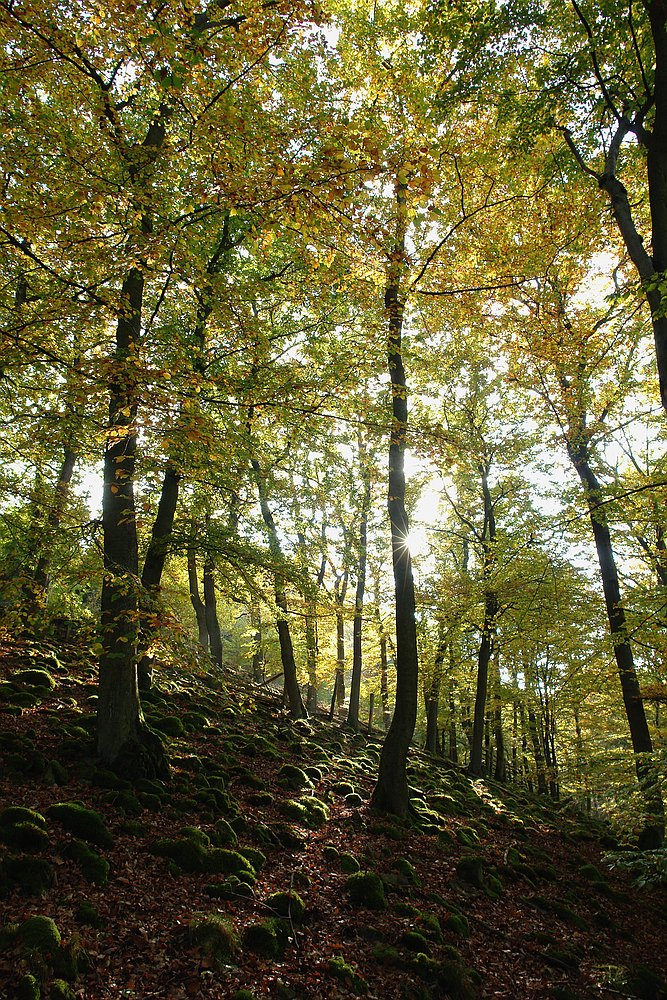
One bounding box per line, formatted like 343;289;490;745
334;572;348;711
528;705;548;795
379;631;391;729
250;452;306;719
187;533;208;649
568;441;664;846
250;601;265;683
425;635;446;754
347;444;371;731
32;447;77;598
446;642;459;763
372;175;418;816
97;269;149;770
492;653;506;782
468;469;498;777
97;112;169;777
137;462;181;690
203;551;222;670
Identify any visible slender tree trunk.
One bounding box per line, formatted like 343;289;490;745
568;441;664;846
250;452;306;719
334;573;348;711
528;706;548;795
426;635;446;754
203;552;222;670
187;534;208;649
32;447;77;598
492;653;506;782
447;642;459;763
97;266;143;766
372;175;418;816
347;445;371;731
380;631;391;729
468;469;498;777
250;601;265;682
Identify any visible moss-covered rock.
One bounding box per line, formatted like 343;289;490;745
456;855;485;888
326;956;369;994
445;913;470;938
0;805;47;829
401;929;431;952
18;915;61;955
0;819;50;851
187;913;239;963
266;890;306;922
340;852;361;873
47;802;113;848
238;846;266;871
0;854;54;896
276;764;312;791
243;917;289;958
17;973;40;1000
50;981;76;1000
345;871;387;910
62;839;110;885
74;900;105;928
152;715;185;737
11;668;56;690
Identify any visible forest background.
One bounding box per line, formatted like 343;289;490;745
1;0;667;846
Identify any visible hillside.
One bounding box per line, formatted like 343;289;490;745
0;631;665;1000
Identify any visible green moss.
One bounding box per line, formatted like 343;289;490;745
345;870;387;910
231;991;256;1000
276;764;312;790
50;981;76;1000
53;936;91;980
417;912;443;942
243;917;288;958
394;857;420;885
372;942;402;966
206;848;257;881
19;915;61;955
271;822;307;851
0;805;47;829
179;826;211;848
456;854;485;888
401;930;431;952
323;845;340;863
340;852;361;873
445;913;470;938
11;668;56;690
456;826;480;847
345;792;364;807
626;963;667;1000
17;973;40;1000
0;820;50;851
524;895;589;930
1;855;54;895
238;846;266;871
47;802;113;848
332;781;355;796
152;837;209;872
247;791;273;806
188;913;239;963
74;900;105;928
278;798;309;824
266;890;306;922
326;956;369;994
152;715;185;736
61;839;110;885
205;876;255;900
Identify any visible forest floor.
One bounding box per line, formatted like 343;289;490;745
0;630;666;1000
